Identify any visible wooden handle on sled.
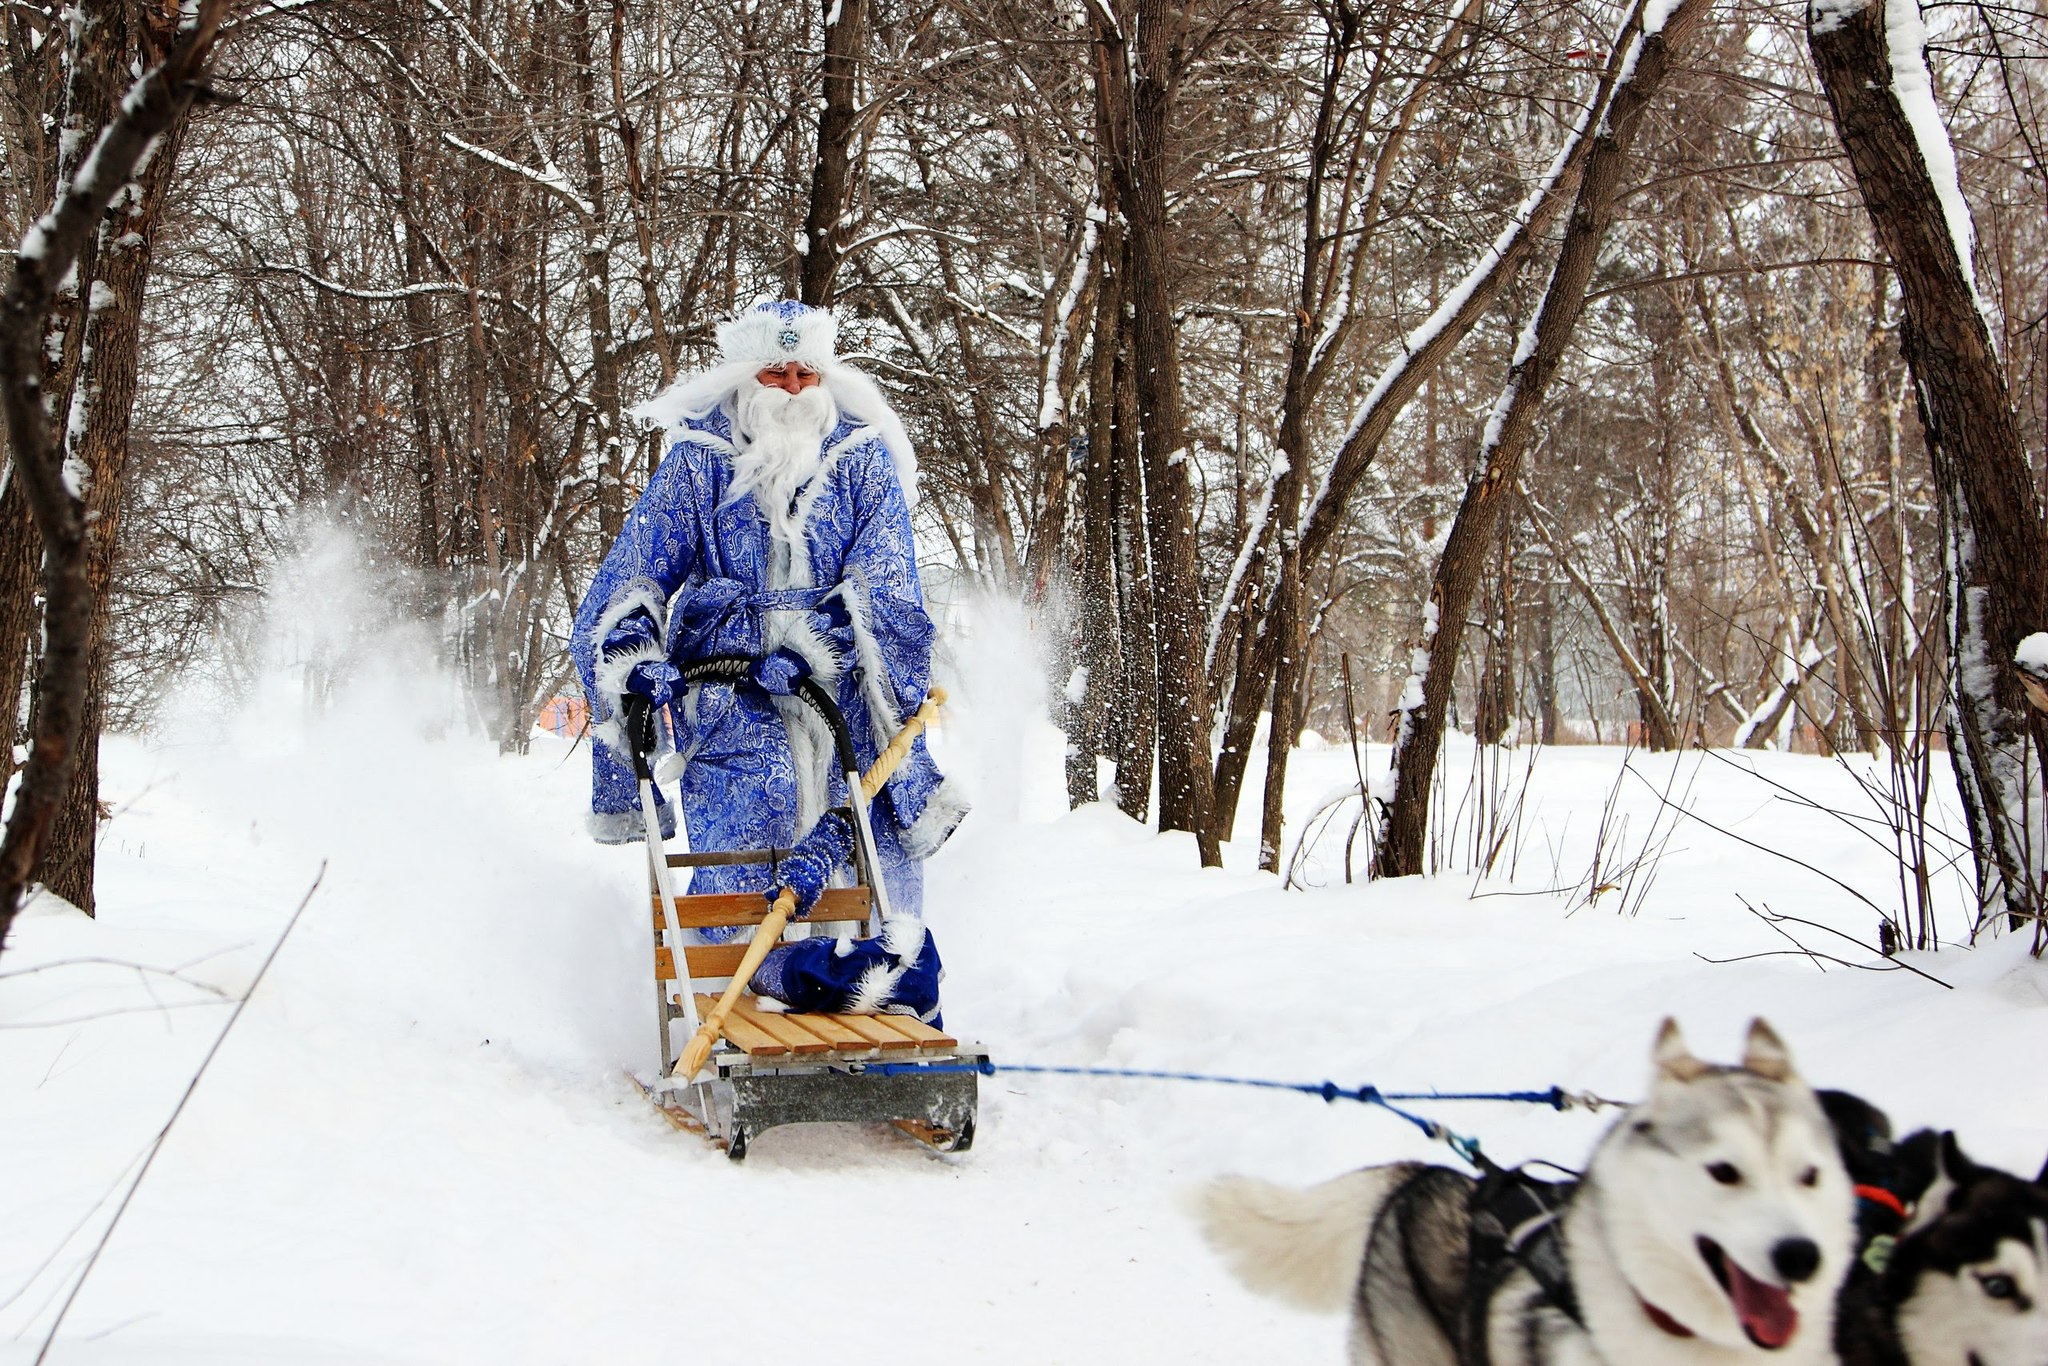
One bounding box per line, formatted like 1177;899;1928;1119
674;687;948;1080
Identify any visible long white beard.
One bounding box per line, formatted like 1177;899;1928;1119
730;380;838;547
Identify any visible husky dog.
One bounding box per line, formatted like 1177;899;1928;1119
1200;1019;1856;1365
1838;1129;2048;1366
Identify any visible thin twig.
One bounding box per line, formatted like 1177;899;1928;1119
1693;948;1935;974
0;1000;231;1030
1736;894;1829;972
0;958;236;997
1755;904;1955;988
33;864;326;1363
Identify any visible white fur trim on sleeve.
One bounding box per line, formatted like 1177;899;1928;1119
587;576;669;662
588;806;665;845
586;575;671;759
899;776;971;861
763;609;844;687
590;636;668;760
830;572;907;765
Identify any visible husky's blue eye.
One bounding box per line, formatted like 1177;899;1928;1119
1708;1162;1742;1186
1979;1273;2018;1300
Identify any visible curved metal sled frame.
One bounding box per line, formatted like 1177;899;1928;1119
631;656;979;1159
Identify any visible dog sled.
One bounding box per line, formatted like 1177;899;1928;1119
626;657;982;1160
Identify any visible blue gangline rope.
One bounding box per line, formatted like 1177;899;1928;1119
863;1057;1626;1168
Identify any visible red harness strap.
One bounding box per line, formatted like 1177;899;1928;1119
1855;1183;1911;1220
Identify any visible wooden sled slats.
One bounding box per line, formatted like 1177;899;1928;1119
686;994;958;1058
666;847;790;869
861;1013;958;1050
785;1011;873;1050
828;1013;922;1050
700;999;788;1057
651;887;871;928
655;944;757;981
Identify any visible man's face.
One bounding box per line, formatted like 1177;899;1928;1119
755;362;820;395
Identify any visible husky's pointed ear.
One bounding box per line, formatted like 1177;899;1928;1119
2036;1151;2048;1188
1904;1131;1973;1235
1653;1017;1710;1083
1938;1130;1984;1185
1740;1019;1796;1082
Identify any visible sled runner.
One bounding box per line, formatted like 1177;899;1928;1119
628;658;981;1160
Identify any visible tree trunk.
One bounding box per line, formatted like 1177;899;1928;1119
1808;0;2048;929
1255;6;1359;873
798;0;868;306
0;0;229;942
1374;0;1708;879
1534;576;1560;744
1110;289;1156;821
394;103;444;587
42;25;191;914
1473;510;1517;746
1066;177;1126;810
1096;0;1218;864
570;0;625;544
0;476;35;797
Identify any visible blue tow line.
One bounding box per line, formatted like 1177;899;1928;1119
864;1057;1627;1169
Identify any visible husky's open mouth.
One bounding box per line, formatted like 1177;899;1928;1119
1697;1237;1799;1350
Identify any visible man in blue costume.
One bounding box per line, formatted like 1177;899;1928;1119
571;300;967;1019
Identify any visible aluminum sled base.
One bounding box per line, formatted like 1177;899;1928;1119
637;1044;983;1161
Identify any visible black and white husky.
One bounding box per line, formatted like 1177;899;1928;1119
1837;1128;2048;1366
1199;1019;1857;1365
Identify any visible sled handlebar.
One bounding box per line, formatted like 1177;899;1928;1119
671;654;859;777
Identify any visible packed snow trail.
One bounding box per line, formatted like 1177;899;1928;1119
3;664;2045;1362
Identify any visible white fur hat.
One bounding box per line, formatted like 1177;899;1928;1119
632;298;922;508
716;299;838;372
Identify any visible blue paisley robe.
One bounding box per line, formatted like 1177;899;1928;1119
570;403;968;925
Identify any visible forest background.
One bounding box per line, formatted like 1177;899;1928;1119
0;0;2043;952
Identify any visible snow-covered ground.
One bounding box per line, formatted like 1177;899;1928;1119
5;612;2046;1363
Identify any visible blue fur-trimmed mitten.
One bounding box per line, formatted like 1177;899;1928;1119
767;811;854;919
748;648;812;698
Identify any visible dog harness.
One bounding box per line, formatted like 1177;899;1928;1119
1465;1163;1584;1338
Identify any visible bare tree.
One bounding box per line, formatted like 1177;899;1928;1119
0;0;233;946
1809;0;2048;931
1374;0;1710;879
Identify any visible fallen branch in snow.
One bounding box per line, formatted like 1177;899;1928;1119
1697;896;1954;989
30;862;325;1365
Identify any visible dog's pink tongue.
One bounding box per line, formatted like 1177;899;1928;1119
1725;1257;1798;1350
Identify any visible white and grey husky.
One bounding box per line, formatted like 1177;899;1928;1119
1200;1019;1857;1365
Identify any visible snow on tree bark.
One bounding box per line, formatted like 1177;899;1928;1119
1373;0;1711;880
0;0;231;948
1808;0;2048;934
1094;0;1219;864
